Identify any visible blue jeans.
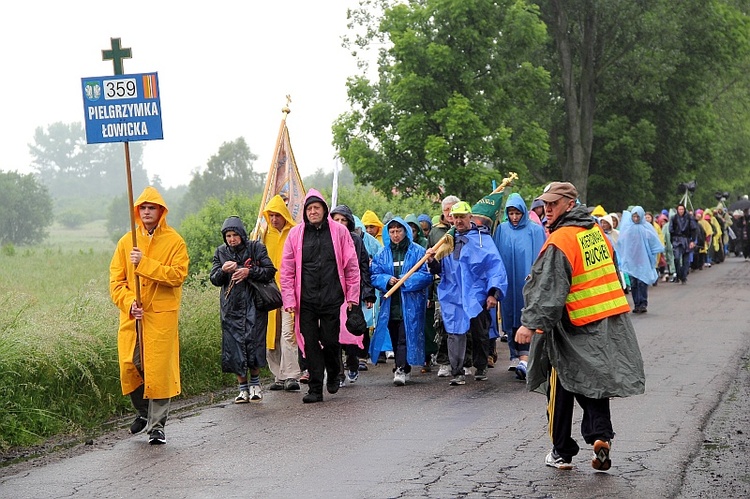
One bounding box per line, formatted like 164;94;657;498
673;244;691;282
630;277;648;309
508;326;529;359
505;328;518;360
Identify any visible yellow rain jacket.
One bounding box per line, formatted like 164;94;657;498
708;214;722;252
262;195;295;349
697;216;713;254
110;187;189;399
652;220;665;269
361;210;384;244
591;205;607;217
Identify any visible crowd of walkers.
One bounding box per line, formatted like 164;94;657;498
111;183;750;469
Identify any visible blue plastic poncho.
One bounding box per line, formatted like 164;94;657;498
354;214;384;330
369;217;432;365
437;223;508;335
617;206;665;284
493;193;546;333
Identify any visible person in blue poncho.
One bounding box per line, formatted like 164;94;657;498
417;214;432;239
370;217;432;386
493;193;546;379
617;206;664;313
353;214;384;370
426;201;508;386
471;191;505;369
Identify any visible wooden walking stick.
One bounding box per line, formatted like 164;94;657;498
383;172;519;299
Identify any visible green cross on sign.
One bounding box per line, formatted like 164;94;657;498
102;38;132;75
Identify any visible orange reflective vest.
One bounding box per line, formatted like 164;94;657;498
540;224;630;326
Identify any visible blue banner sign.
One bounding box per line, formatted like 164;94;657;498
81;72;163;144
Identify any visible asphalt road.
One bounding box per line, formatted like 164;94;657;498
2;256;749;499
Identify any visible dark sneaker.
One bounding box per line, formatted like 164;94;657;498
358;360;368;371
326;383;339;394
449;374;466;386
284;378;300;391
302;392;323;404
474;368;488;381
268;381;285;391
148;429;166;445
130;416;148;434
545;450;572;470
592;440;612;471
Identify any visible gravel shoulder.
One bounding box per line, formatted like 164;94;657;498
677;354;750;498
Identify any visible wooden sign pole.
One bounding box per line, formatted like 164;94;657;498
102;38;144;367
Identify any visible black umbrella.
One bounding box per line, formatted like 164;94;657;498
728;198;750;212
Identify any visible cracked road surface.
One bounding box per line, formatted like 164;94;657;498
2;257;749;498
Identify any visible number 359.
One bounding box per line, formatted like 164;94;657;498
104;78;137;100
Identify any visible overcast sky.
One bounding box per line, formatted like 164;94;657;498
0;1;370;188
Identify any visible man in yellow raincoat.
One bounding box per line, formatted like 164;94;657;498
110;186;189;445
262;195;301;391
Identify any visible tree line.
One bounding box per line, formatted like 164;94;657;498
3;0;749;246
0;125;433;263
334;0;750;209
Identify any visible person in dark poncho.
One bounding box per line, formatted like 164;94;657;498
210;216;277;404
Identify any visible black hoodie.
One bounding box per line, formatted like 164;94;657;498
301;196;344;307
330;205;376;303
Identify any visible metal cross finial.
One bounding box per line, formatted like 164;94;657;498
282;94;292;116
102;38;132;75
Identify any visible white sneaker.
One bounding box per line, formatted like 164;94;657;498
386;351;395;359
437;364;451;377
464;367;472;376
545;450;573;470
234;390;250;404
393;368;406;386
249;385;262;401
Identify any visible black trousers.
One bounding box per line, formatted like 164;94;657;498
387;320;410;373
299;303;341;395
468;309;490;370
338;343;360;381
547;367;614;461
